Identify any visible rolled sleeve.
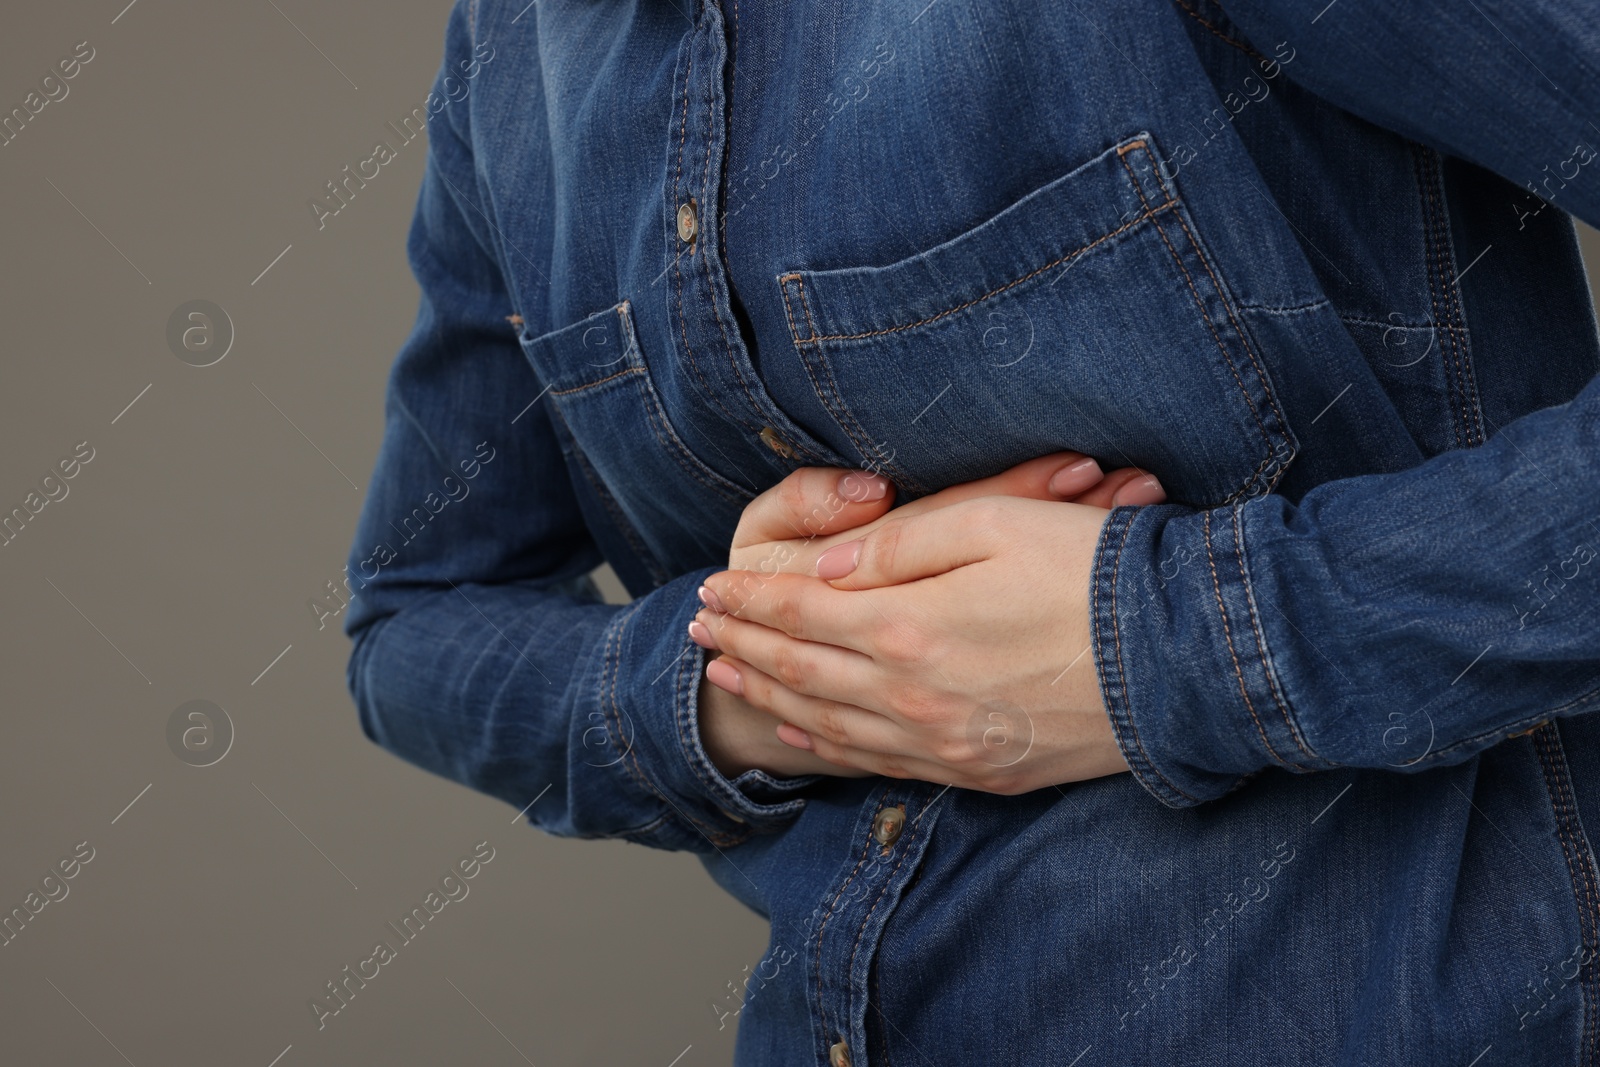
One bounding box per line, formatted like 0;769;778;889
594;567;819;851
1090;503;1331;807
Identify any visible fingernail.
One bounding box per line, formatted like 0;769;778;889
816;539;863;580
688;620;720;651
838;471;889;503
777;723;814;750
705;658;743;696
698;585;727;613
1113;475;1167;507
1047;456;1102;498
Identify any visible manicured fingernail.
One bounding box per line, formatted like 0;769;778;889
698;585;727;613
816;540;863;580
777;723;814;750
705;658;743;696
1047;456;1102;498
838;471;889;502
1113;475;1167;506
688;620;720;651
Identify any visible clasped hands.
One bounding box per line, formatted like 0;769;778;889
692;453;1166;796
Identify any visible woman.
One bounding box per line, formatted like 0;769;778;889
344;0;1600;1062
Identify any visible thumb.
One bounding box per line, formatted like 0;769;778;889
730;467;897;551
814;497;1003;590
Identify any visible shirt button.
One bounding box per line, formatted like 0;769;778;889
828;1041;852;1067
676;201;698;243
758;425;796;458
872;806;905;847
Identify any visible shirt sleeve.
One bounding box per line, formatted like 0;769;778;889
1094;0;1600;806
342;2;815;851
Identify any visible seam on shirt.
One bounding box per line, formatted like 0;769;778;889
802;275;931;494
1230;503;1321;765
1204;509;1304;770
1414;148;1465;449
1097;509;1201;804
785;198;1176;345
845;803;920;1052
1163;196;1293;475
549;367;644;396
813;792;892;1041
1531;726;1600;1065
698;0;771;438
1407;681;1600;769
1413;146;1485;448
1339;314;1436;331
1118;150;1276;458
670;32;758;438
1236;298;1331;316
1170;0;1265;61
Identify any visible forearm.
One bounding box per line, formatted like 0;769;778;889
1097;378;1600;805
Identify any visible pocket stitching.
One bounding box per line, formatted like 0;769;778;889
549;366;645;397
1115;146;1294;497
781;174;1178;344
1115;149;1270;446
617;302;755;507
788;274;931;494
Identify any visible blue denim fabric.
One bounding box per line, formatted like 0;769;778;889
343;0;1600;1062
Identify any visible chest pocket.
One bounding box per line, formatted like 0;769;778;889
775;133;1296;505
518;300;752;587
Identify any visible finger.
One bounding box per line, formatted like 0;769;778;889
730;467;897;550
1065;466;1166;509
905;452;1101;514
693;605;881;696
698;571;882;652
789;724;966;787
705;654;913;755
812;496;1007;590
734;452;1109;578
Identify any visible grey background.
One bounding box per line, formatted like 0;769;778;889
0;3;1596;1066
0;3;757;1066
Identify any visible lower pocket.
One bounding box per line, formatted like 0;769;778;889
518;300;751;581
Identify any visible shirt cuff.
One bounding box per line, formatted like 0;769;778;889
1089;502;1332;807
590;566;818;850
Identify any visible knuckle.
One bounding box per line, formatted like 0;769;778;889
813;701;852;747
863;518;906;578
889;686;941;726
933;733;978;767
772;590;806;638
770;646;808;692
873;618;925;666
876;755;911;780
775;476;809;521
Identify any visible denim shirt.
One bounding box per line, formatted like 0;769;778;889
343;0;1600;1062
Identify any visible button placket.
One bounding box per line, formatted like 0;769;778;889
662;0;857;478
809;784;943;1067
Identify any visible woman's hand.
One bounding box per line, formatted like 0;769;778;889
693;456;1164;785
693;495;1133;794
